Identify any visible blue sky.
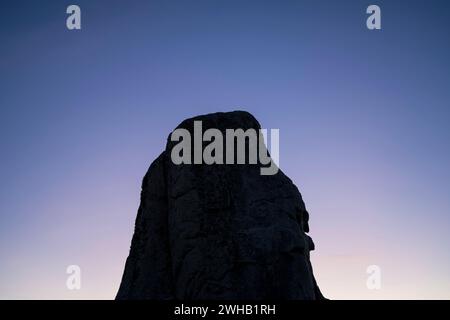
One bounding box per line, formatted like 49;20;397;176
1;0;449;299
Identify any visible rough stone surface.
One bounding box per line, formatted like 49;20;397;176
116;111;324;300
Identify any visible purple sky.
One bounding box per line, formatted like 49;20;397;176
1;0;449;299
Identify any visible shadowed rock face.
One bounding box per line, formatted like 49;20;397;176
116;111;324;300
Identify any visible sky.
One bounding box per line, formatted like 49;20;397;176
0;0;449;299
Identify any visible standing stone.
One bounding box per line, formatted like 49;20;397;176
116;111;324;299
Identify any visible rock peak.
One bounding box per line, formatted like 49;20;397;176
117;111;324;300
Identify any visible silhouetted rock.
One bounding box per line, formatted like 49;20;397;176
116;111;324;299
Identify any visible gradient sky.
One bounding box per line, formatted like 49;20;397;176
1;0;449;299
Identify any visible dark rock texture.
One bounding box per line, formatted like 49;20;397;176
116;111;324;300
